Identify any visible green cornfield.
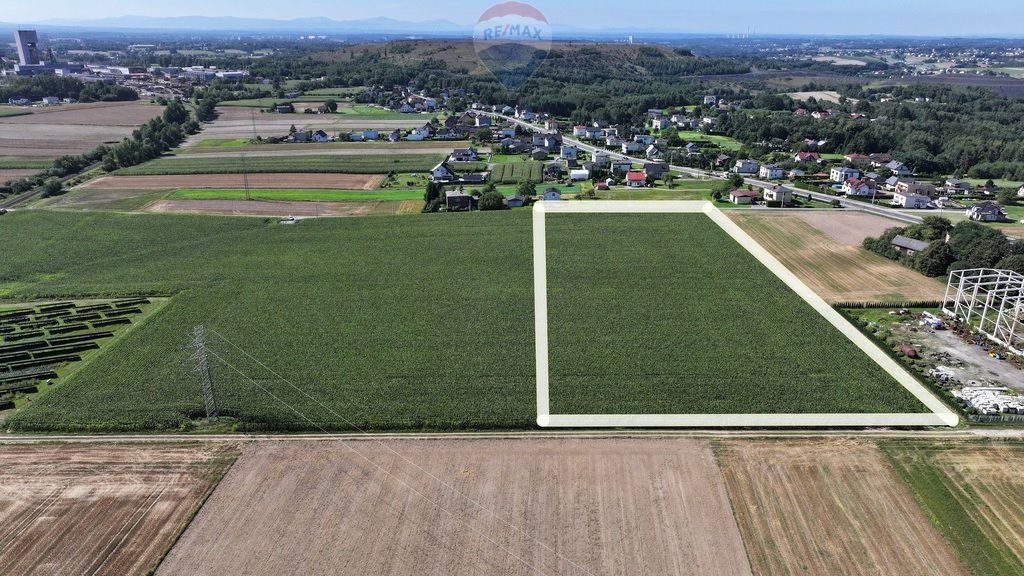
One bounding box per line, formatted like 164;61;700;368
489;161;544;184
0;210;928;432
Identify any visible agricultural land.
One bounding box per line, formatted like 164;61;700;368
0;102;163;160
0;442;239;576
157;438;753;576
545;213;929;415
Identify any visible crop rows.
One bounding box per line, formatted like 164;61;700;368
489;161;543;184
544;213;928;415
116;154;446;176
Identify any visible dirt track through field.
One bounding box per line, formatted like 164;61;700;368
158;439;752;576
0;443;238;576
83;173;384;190
730;211;946;303
717;439;967;576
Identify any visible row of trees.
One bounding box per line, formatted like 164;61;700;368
864;217;1024;277
0;75;137;103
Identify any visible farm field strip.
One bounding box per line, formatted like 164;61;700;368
729;212;947;303
716;439;968;576
0;443;240;576
170;188;424;202
880;440;1024;576
116;154;445;175
490;161;543;183
157;439;753;576
82;173;385;191
541;208;937;418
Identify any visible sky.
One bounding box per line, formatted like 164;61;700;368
4;0;1024;36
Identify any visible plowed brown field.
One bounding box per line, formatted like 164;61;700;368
82;173;383;190
729;211;946;303
0;443;239;576
717;439;967;576
158;439;752;576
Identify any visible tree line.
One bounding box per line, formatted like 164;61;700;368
863;217;1024;277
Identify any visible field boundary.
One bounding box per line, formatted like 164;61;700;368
532;200;959;428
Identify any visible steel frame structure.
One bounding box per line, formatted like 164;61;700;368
944;268;1024;355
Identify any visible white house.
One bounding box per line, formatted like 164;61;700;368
406;129;427;141
1017;184;1024;198
431;161;457;182
592;152;611;168
764;186;793;205
475;115;492;127
399;103;416;114
842;178;877;197
893;192;931;209
449;147;480;162
759;164;784;180
789;169;805;179
831;167;861;183
652;118;671;130
573;125;588;137
704;95;718;105
734;159;760;175
584;127;604;140
41;96;59;106
646;145;665;160
626;170;647;188
312;130;331;143
622;142;645;154
967;201;1009;222
611;160;633;174
560;145;578;160
945;179;972;193
633;134;655;146
886;161;912;177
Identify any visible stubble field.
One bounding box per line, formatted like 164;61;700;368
158;439;753;576
0;443;239;576
717;439;968;576
729;211;947;303
0;102;164;159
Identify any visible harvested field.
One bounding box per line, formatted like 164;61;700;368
142;198;415;217
0;169;41;182
881;440;1024;576
717;439;967;576
82;173;384;190
201;107;421;141
788;90;849;103
797;211;900;245
159;439;752;576
178;142;473;157
729;211;946;303
0;443;239;576
0;102;163;159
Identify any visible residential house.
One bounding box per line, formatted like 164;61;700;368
764;186;793;205
570;169;591;181
622;141;645;155
544;163;562;180
759;164;784;180
405;130;427;142
611;160;633;174
605;136;623;148
542;189;563;201
291;131;312;143
275;103;294;114
734;159;760;175
893;192;931;209
869;153;893;166
945;179;972;194
560;145;578;161
646;145;665;160
347;131;365;142
794;152;822;163
626;170;648;188
434;127;463;140
399;103;416;114
967;201;1009;222
842;178;877;197
1017;184;1024;198
844;153;871;165
573;125;588;137
388;129;401;143
701;117;719;127
886;161;912;176
729;190;759;205
891;235;931;256
644;163;670;180
475;115;492;128
431;161;458;182
499;126;517;138
506;195;526;208
830;167;860;183
592;152;611;168
652;118;671;130
633;134;655;146
715;154;733;167
894;181;936;197
362;129;378;141
531;148;550;161
789;169;806;179
445;191;474;212
703;95;718;105
450;147;480;162
584;127;604;140
310;130;330;143
41;96;59;106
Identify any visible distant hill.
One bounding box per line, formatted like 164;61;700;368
26;15;467;35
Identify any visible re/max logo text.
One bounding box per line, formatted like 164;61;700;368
481;23;546;40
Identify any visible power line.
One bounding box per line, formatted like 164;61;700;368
188;325;218;423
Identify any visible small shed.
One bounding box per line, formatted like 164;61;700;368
891;235;930;256
729;190;759;205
